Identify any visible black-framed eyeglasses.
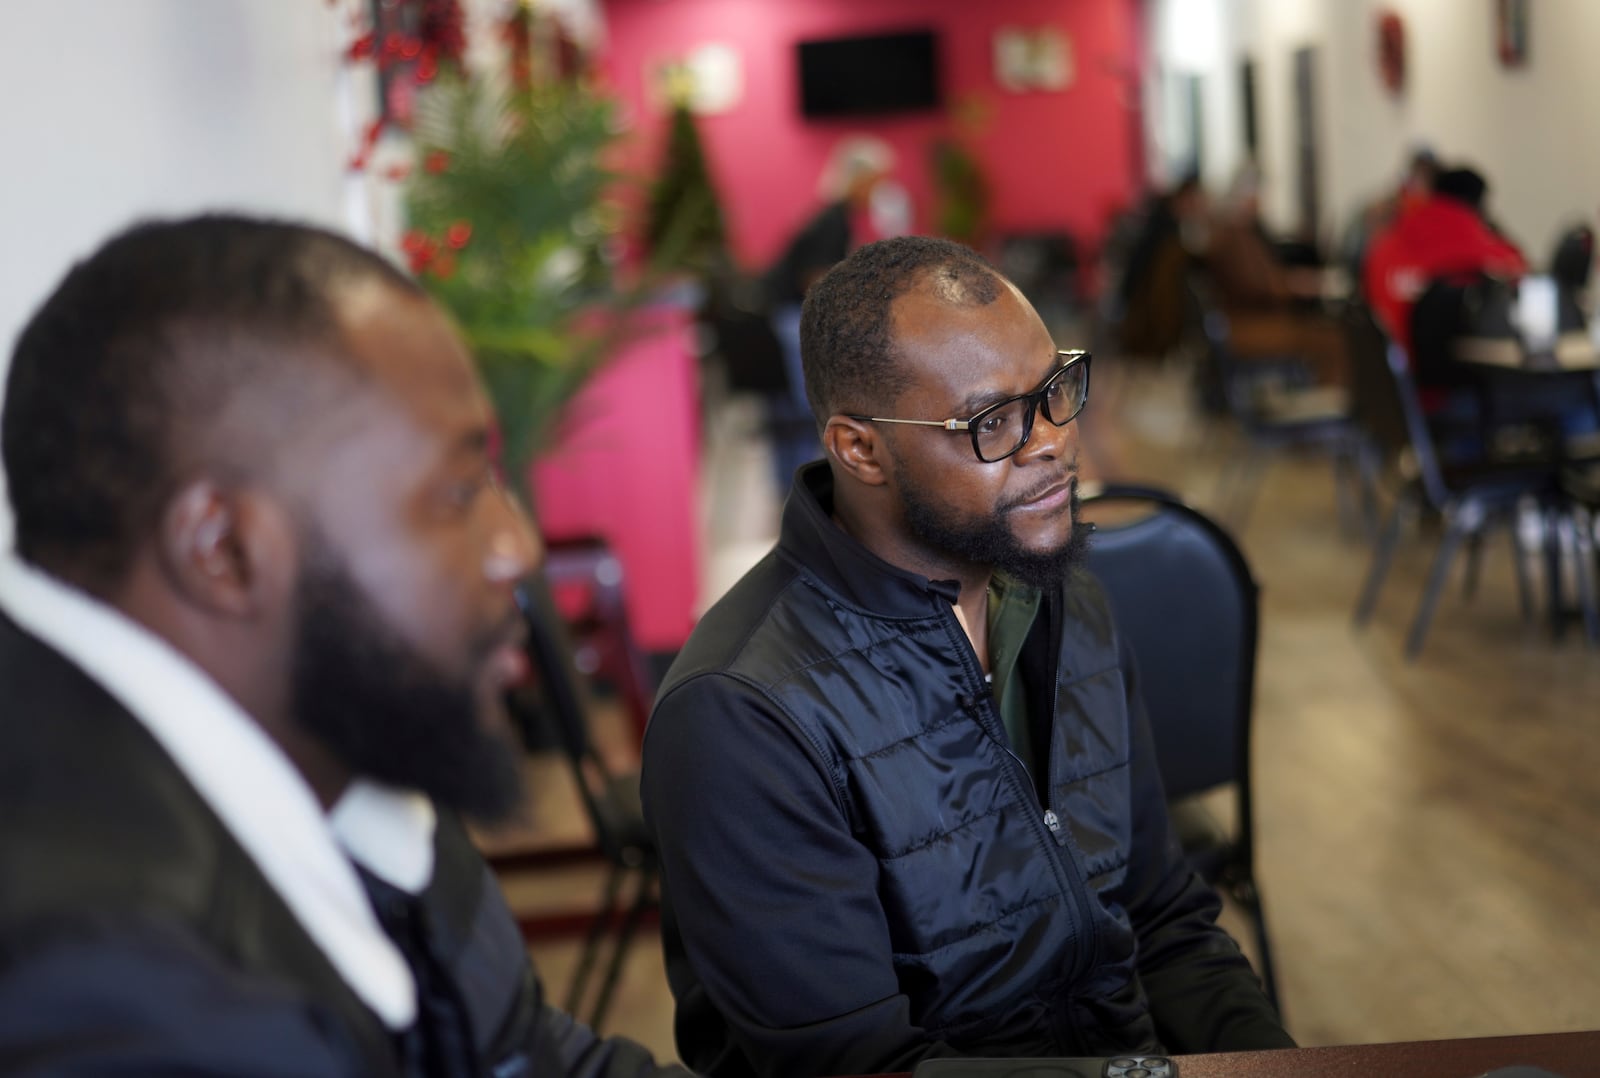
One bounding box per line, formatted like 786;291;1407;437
847;350;1091;463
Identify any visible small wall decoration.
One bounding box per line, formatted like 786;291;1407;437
1496;0;1529;68
647;43;743;115
993;27;1073;93
1376;9;1406;96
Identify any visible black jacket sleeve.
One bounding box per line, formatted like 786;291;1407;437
643;673;964;1078
0;920;368;1076
532;999;695;1078
1112;635;1295;1052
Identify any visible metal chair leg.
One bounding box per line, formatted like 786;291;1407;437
1355;500;1407;626
1563;508;1600;645
1509;513;1537;626
1407;511;1472;658
1543;505;1567;643
566;863;626;1016
1228;450;1270;531
586;866;658;1033
1462;530;1485;601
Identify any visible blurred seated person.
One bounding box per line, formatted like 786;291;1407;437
0;215;690;1078
1337;144;1440;293
1206;162;1349;386
1113;171;1208;358
762;135;899;490
1364;164;1527;359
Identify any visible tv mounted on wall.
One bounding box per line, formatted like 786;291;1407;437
797;29;942;118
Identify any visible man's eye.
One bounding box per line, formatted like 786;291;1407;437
1044;380;1065;400
445;476;489;508
977;413;1009;436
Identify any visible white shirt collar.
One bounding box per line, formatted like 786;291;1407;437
0;552;433;1030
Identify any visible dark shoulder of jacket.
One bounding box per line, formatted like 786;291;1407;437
655;548;809;696
0;612;396;1073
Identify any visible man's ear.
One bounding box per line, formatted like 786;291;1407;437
823;415;890;488
158;482;297;619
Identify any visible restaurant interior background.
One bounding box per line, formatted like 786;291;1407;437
3;0;1600;1060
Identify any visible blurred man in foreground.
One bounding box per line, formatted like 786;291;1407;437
0;215;687;1077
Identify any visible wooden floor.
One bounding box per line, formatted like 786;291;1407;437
493;354;1600;1063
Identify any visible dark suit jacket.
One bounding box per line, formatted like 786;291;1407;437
0;608;685;1078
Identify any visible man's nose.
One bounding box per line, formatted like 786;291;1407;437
1016;404;1077;462
485;488;542;585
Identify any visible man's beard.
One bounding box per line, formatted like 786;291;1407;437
898;461;1090;589
289;546;524;825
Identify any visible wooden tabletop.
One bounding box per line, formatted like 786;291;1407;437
1455;333;1599;371
1173;1029;1599;1077
867;1032;1600;1078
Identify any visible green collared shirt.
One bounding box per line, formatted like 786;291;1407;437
985;572;1042;778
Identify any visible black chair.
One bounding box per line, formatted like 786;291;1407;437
1344;304;1564;657
507;576;658;1033
1080;483;1281;1011
1197;302;1371;533
1558;464;1600;643
1548;220;1600;297
996;230;1081;332
543;536;658;744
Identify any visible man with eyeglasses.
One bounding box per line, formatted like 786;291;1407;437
642;236;1292;1078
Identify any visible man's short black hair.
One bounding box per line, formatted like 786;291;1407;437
1433;167;1489;211
799;235;1002;426
2;214;421;592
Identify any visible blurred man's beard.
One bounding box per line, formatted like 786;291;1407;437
897;460;1089;590
289;545;524;824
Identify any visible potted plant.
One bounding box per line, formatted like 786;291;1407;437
403;70;630;476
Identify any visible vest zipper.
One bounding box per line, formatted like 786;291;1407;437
1042;589;1104;985
951;594;1110;987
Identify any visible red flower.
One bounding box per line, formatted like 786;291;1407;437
424;150;451;174
347;32;375;61
416;48;440;84
445;221;473;249
406;235;441;275
431;252;458;280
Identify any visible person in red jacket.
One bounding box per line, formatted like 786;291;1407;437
1363;165;1527;356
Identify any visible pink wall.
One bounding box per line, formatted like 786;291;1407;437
600;0;1144;271
528;301;700;653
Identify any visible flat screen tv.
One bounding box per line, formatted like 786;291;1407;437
797;29;941;118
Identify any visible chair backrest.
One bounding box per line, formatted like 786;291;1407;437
1190;294;1255;420
543;536;657;741
997;231;1080;313
1409;278;1476;390
1079;485;1257;810
1550;223;1594;293
1342;303;1451;507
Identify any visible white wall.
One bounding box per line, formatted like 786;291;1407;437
1145;0;1600;258
0;0;379;549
